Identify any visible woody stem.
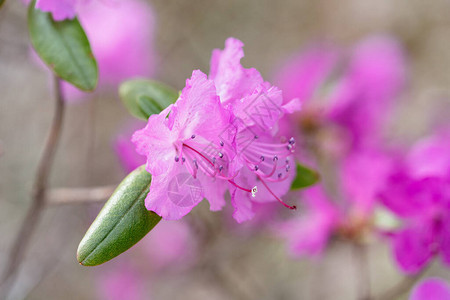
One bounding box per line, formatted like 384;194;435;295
0;76;65;297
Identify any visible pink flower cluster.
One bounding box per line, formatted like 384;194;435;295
274;35;450;277
132;38;301;223
276;36;406;258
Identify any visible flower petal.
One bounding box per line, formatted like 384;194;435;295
210;37;264;105
391;225;434;274
230;187;255;223
145;164;204;220
410;278;450;300
36;0;78;21
132;105;176;176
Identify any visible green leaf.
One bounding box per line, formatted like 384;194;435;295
77;166;161;266
28;1;98;91
291;163;320;190
0;0;6;9
119;79;178;120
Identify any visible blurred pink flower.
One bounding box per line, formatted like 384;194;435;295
327;36;406;149
410;278;450;300
277;187;339;258
141;220;197;271
341;149;394;216
97;264;145;300
78;0;156;86
273;42;338;103
34;0;78;21
277;148;394;258
114;120;147;173
274;35;406;154
380;172;450;274
406;128;450;178
380;131;450;274
28;0;156;103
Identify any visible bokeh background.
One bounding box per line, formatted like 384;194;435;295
1;0;450;299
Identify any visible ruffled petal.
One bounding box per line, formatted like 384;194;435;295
230;188;255;223
132;105;176;176
145;164;204;220
197;173;227;211
209;37;264;105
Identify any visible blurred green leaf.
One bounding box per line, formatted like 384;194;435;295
77;166;161;266
28;1;98;91
119;79;178;120
291;163;320;190
0;0;6;9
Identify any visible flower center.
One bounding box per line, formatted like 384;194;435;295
174;135;257;196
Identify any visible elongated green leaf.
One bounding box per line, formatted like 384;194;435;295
119;79;178;120
291;163;320;190
77;166;161;266
28;1;98;91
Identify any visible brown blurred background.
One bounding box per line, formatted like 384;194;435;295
1;0;450;299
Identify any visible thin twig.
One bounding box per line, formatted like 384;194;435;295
0;76;65;298
353;242;371;300
46;185;116;205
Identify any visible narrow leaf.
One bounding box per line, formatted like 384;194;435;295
28;1;98;91
77;165;161;266
119;79;178;120
291;163;320;190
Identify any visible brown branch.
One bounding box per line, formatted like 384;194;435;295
46;185;116;205
0;76;65;297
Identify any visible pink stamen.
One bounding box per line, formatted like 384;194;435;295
228;180;252;193
258;175;296;210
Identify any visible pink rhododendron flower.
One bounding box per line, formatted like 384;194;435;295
341;149;394;216
133;70;236;220
78;0;156;87
380;173;450;273
133;38;301;222
209;38;301;222
327;36;406;149
274;35;406;154
380;131;450;274
410;278;450;300
406;128;450;178
273;42;339;103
